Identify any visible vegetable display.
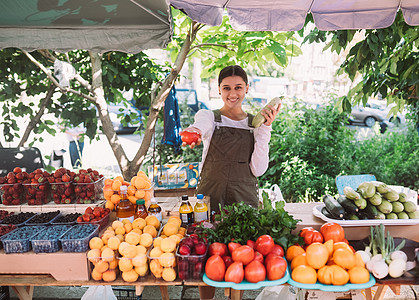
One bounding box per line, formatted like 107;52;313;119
323;181;419;220
203;193;303;249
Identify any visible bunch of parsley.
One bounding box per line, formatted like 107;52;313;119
203;192;303;249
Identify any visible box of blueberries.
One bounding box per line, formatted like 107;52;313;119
1;225;46;254
31;225;73;253
60;224;99;253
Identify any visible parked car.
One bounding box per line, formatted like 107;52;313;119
349;100;405;127
106;102;143;134
176;88;209;113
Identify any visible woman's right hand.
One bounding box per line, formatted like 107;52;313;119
180;128;202;149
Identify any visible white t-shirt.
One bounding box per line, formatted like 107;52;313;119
190;109;272;177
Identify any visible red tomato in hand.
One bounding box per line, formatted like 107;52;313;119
244;260;266;283
255;235;274;256
209;242;228;256
205;255;225;281
180;131;200;145
320;222;345;243
225;262;244;284
228;242;241;254
222;255;233;269
269;244;285;257
265;255;287;281
232;245;255;265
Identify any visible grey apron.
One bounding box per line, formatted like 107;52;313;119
197;109;259;212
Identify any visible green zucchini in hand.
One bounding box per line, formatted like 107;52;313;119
323;194;345;219
252;97;283;128
337;195;359;214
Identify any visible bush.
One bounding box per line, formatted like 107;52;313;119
260;99;419;202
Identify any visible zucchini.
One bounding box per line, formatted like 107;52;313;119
252;97;283;128
321;206;336;219
354;197;367;210
337;195;359;214
357;211;369;220
364;203;379;219
348;214;360;220
323;194;345;219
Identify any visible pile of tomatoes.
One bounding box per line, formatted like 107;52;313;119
205;234;287;284
287;222;370;286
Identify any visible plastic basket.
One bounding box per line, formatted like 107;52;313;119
25;211;61;226
60;224;99;252
50;181;75;204
0;224;17;249
0;212;36;226
1;225;46;254
50;212;81;225
112;287;142;300
0;183;23;205
77;213;110;231
31;225;73;253
176;241;208;280
74;177;104;204
22;181;50;205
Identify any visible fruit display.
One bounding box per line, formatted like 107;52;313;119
0;210;14;221
30;225;73;253
22;168;51;205
51;213;81;225
73;169;104;204
60;224;100;252
0;167;29;205
87;215;161;282
0;212;36;226
48;168;76;204
323;181;419;220
148;216;185;282
76;206;110;230
1;225;46;254
205;234;287;284
25;211;61;225
103;171;153;211
289;223;371;286
177;234;208;280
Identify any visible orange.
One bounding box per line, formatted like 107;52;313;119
135;177;148;189
124;245;139;258
87;249;101;264
107;236;121;250
158;253;175;267
286;245;305;262
139;233;153;248
291;253;307;270
105;200;114;210
102;269;117;282
143;225;157;238
89;237;104;250
149;259;163;278
122;269;139;282
167;216;182;228
305;243;328;269
112;220;124;229
119;257;134;272
125;232;141;245
135;264;148;276
160;238;176;253
291;265;317;284
127;185;136;196
95;260;109;273
101;248;115;262
132;254;148;267
91;268;103;281
333;248;355;269
348;266;370;284
137;170;147;177
149;246;163;258
114;175;124;183
103;189;114;198
132;218;147;230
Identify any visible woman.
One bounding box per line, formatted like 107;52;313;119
182;65;280;213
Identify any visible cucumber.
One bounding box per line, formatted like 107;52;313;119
348;214;360;220
252;97;283;128
364;203;379;219
357;211;369;220
337;195;359;214
323;194;345;219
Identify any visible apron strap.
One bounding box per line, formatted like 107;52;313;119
213;109;255;128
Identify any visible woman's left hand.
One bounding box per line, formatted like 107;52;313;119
261;103;281;126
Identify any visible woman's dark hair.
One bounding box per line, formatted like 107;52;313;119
218;65;248;86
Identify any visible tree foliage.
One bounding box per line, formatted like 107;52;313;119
303;12;419;124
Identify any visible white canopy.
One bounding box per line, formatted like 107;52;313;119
0;0;172;54
170;0;419;31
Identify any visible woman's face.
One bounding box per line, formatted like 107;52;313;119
219;76;249;110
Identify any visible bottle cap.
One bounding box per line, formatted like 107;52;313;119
181;195;188;201
136;199;145;205
120;185;128;192
197;194;204;199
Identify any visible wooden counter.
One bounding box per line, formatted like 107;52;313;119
1;201;418;300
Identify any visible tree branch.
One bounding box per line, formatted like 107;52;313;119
18;84;56;147
24;50;96;102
